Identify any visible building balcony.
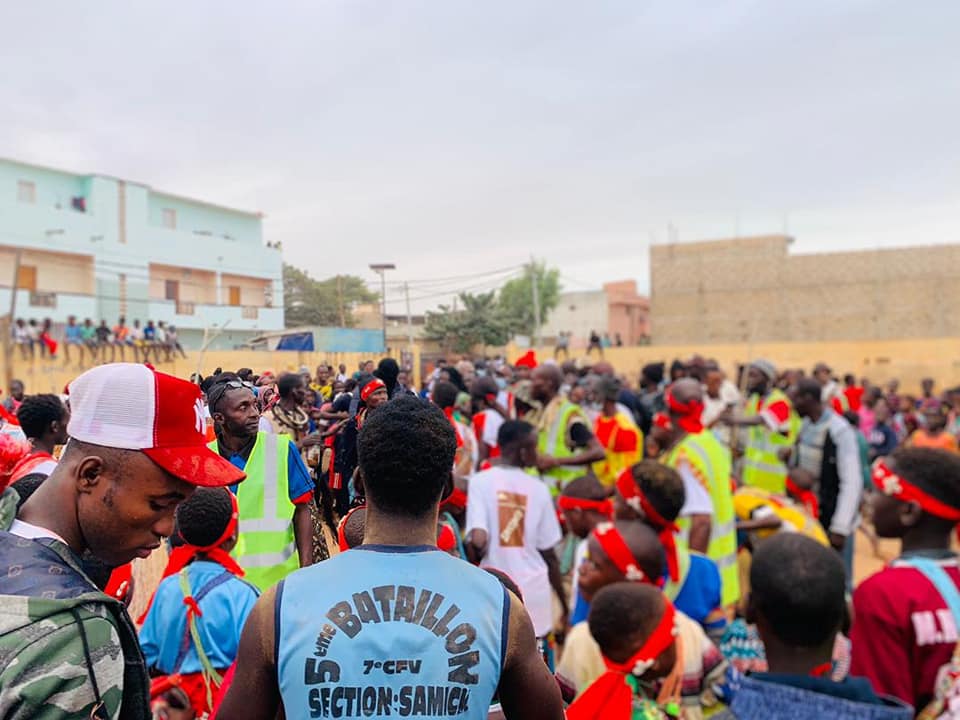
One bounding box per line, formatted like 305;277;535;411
147;299;283;331
143;226;281;278
0;199;103;254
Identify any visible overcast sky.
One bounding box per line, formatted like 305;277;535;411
3;1;958;313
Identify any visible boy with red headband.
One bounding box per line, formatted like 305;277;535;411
556;521;727;716
851;448;960;709
615;461;727;640
139;487;259;717
559;475;614;625
568;584;683;720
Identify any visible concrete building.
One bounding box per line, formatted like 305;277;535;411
542;280;650;347
650;234;960;344
0;157;284;349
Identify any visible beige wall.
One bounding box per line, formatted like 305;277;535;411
507;337;960;394
220;273;270;307
149;264;217;304
650;235;960;344
0;247;94;295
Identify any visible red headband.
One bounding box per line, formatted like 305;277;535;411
338;505;366;551
437;523;457;552
592;523;654;584
873;459;960;522
567;600;678;720
665;386;704;434
616;469;680;582
360;378;386;402
652;412;672;431
558;496;613;517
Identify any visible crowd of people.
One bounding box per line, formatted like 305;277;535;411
11;315;188;364
1;351;959;719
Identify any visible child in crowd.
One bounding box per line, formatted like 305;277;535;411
139;488;259;718
852;448;960;710
615;461;727;640
567;584;685;720
559;474;614;625
907;400;959;452
556;521;726;718
337;503;461;556
715;533;911;719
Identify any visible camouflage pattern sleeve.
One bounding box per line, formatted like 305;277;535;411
0;597;124;720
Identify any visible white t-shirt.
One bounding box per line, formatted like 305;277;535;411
677;460;714;517
466;466;563;637
476;408;504;450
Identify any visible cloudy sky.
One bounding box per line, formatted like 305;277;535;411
3;1;958;313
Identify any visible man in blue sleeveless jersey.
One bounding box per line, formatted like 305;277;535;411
218;395;564;719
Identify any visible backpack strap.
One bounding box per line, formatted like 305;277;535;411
905;557;960;622
170;570;234;675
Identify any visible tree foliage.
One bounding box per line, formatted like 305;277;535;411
423;291;513;353
497;262;561;337
283;264;378;328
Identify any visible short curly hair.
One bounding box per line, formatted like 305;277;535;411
589;582;665;660
16;394;66;440
358;395;456;518
629;460;686;522
175;487;235;547
890;447;960;510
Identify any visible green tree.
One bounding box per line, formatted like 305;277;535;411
283;264;378;328
424;291;513;353
497;262;561;337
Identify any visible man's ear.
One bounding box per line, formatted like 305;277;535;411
441;471;454;501
75;455;106;495
901;501;924;528
353;468;365;497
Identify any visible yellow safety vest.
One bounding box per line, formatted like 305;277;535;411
591;412;643;488
742;389;800;495
537;399;588;496
665;431;740;608
208;432;299;590
733;486;829;546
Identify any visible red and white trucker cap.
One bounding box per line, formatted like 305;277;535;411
67;363;245;487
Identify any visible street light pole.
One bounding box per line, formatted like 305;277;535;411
369;263;396;352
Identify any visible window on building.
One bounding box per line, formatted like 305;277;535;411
228;286;242;306
161;208;177;229
17;181;36;204
16;266;37;292
164;279;179;302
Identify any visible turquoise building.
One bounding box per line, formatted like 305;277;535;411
0;157;284;349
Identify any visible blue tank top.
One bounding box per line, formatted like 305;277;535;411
277;545;509;719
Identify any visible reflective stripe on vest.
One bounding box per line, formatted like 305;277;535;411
742;389;798;495
537;400;586;494
208;432;299;590
666;432;740;607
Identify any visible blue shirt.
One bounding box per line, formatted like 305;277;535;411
673;552;726;635
227;438;315;502
139;560;259;674
65;325;82;342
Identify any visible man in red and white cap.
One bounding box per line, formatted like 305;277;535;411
0;363;244;720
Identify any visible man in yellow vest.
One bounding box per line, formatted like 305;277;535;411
530;364;605;495
661;378;740;609
206;376;316;590
722;359;799;495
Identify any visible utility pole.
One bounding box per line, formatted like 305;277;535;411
3;249;22;393
336;275;346;327
530;256;541;350
369;264;396;353
404;282;413;353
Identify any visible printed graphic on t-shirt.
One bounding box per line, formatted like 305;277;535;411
497;491;527;547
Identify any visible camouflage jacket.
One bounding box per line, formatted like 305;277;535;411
0;489;150;720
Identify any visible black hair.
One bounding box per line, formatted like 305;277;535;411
890;447;960;512
277;372;303;399
536;365;563;392
432;381;459;410
342;507;367;549
843;374;856;385
375;358;400;395
843;410;860;428
795;378;822;403
205;372;244;414
236;368;254;381
442;366;466;393
358;395;456;518
497;420;535;452
588;582;665;660
11;473;48;509
628;460;686;522
608;520;665;581
751;533;845;647
641;363;665;385
174;487;235;547
485;568;524;603
16;394;66;440
561;474;609;502
470;376;499;400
